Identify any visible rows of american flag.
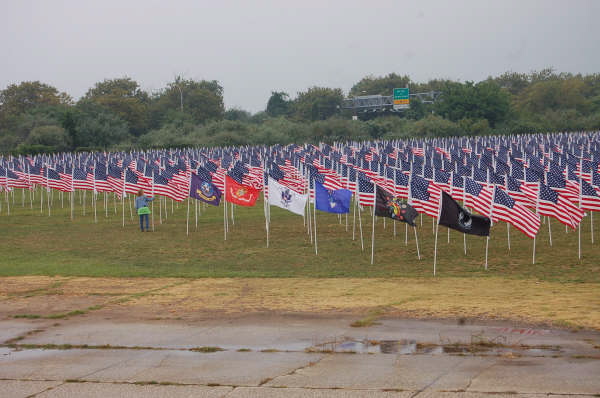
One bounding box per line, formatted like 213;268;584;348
1;131;600;243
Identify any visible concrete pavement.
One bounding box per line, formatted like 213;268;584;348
1;315;599;397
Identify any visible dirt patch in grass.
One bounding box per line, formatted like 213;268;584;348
2;276;596;329
117;277;599;329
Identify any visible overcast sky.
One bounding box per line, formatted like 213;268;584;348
1;0;598;113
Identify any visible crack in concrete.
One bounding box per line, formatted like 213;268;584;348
25;382;64;398
265;354;326;387
409;359;457;398
463;358;500;392
6;378;600;397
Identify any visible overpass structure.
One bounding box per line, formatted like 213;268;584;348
342;90;442;113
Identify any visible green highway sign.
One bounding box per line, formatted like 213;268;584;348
393;88;410;110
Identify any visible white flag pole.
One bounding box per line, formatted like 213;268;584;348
462;176;467;255
93;165;97;224
121;175;125;228
358;199;364;252
433;189;443;276
505;175;510;251
46;168;50;217
407;166;420;259
307;177;313;243
224;175;227;241
370;184;376;265
591;212;594;244
186;173;191;236
151;169;155;232
313;182;318;255
485;172;496;271
352;189;357;241
578;159;582;259
414;226;421;260
264;174;270;248
70;166;74;221
533;181;540;264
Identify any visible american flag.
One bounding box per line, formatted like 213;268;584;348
506;175;536;208
107;163;124;194
46;168;72;192
124;169;146;195
410;174;441;218
73;167;94;191
160;169;188;201
28;164;45;185
380;166;396;194
434;168;451;192
58;166;74;191
242;166;265;190
411;147;425;157
537;183;584;229
580;179;600;212
357;175;375;206
5;168;30;189
493;186;540;239
153;171;183;201
394;169;409;199
546;171;579;203
464;177;493;216
94;164;112;192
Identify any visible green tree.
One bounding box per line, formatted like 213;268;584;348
82;77;149;136
23;125;71;152
69;102;130;149
150;77;225;127
291;87;343;121
266;91;290;117
0;81;71;131
224;108;252;122
489;71;530;96
349;73;410;96
434;81;510;127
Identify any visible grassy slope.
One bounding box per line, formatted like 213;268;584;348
0;189;598;282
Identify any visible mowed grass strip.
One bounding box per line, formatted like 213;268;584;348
0;189;598;282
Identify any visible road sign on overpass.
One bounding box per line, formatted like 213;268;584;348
393;88;410;110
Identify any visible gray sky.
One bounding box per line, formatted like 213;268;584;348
2;0;599;113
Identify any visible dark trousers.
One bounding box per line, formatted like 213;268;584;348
139;214;149;231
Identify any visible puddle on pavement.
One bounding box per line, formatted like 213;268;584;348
307;339;563;357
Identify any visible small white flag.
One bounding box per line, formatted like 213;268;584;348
268;177;307;216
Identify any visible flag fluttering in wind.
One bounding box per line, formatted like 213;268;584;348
315;181;352;214
225;176;259;207
268;177;307;216
375;186;418;226
439;191;491;236
190;172;221;206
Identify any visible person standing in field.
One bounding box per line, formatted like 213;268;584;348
135;189;154;232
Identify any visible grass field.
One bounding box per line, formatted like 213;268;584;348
1;188;599;329
0;188;598;282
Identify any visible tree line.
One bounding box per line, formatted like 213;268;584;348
1;68;599;155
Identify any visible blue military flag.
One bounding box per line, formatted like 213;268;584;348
189;172;221;206
315;181;352;214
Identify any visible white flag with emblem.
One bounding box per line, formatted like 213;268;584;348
268;177;307;216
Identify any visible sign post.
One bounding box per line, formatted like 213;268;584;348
393;88;410;110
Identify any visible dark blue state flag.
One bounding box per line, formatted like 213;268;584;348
315;181;352;214
189;172;221;206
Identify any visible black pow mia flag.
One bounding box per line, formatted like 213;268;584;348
375;186;418;226
438;191;490;236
